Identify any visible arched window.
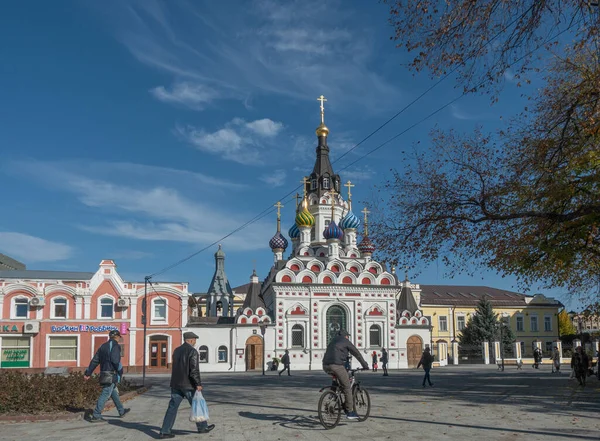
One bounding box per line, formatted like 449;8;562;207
99;298;114;319
291;324;304;348
218;345;227;362
311;179;317;190
152;298;167;323
323;177;330;189
216;301;223;316
52;297;67;319
199;345;208;363
13;298;29;319
369;325;382;347
326;305;347;343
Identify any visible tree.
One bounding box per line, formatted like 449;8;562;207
558;310;577;336
459;298;515;348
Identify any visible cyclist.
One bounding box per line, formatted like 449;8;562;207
322;330;369;420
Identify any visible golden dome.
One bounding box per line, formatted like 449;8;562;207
316;122;329;137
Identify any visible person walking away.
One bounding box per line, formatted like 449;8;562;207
322;330;369;420
279;350;291;376
571;346;590;387
84;329;130;422
532;348;542;369
417;347;434;387
372;351;378;372
159;332;215;438
381;348;389;376
552;348;561;373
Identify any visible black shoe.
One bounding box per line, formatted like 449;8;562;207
198;424;215;433
119;408;131;417
88;416;105;423
429;383;434;387
278;372;281;376
159;434;175;439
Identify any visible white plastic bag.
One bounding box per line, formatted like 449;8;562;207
189;391;210;423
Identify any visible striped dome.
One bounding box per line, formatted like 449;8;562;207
358;235;375;254
288;223;300;239
295;206;315;227
269;232;289;251
340;210;360;230
323;221;344;241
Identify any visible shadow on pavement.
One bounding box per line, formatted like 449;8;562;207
238;411;322;430
106;418;198;439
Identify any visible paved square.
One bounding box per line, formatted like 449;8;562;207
1;366;598;440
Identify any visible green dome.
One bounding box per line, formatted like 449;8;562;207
295;206;315;227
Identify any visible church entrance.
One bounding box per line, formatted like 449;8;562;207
326;305;348;343
245;335;263;371
407;335;423;368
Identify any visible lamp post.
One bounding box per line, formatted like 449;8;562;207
142;276;150;386
260;325;266;376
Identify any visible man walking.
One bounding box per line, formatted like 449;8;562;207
381;348;389;376
417;347;434;387
322;330;369;420
159;332;215;438
571;346;590;387
84;329;130;422
279;350;291;376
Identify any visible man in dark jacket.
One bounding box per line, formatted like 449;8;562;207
322;330;369;420
381;348;389;376
84;329;130;422
416;347;434;387
159;332;215;438
571;346;590;386
279;350;291;376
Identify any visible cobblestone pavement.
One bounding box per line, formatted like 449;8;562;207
2;365;599;441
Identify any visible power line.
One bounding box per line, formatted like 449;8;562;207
147;17;581;280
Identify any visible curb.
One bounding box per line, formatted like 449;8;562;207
0;386;151;424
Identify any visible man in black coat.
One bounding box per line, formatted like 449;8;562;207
381;348;389;376
417;347;434;387
84;329;130;422
322;330;369;420
159;332;215;438
279;350;291;376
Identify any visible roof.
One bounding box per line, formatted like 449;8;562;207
232;283;251;294
397;285;419;313
0;253;26;270
188;317;236;326
419;285;563;307
0;270;95;280
242;280;265;311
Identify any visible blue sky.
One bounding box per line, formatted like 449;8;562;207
0;1;580;308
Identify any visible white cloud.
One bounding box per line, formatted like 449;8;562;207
260;169;287;187
450;104;481;121
150;81;220;110
0;232;73;263
245;119;283;137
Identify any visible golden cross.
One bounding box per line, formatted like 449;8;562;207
344;180;354;208
294;193;301;209
301;177;309;200
361;207;370;236
274;201;284;218
317;95;327;124
329;187;337;220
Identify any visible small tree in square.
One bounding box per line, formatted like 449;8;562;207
459;298;515;349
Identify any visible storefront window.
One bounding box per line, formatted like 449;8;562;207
49;336;77;361
1;337;30;368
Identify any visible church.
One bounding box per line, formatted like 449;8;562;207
185;96;433;372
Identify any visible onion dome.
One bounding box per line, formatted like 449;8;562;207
316;122;329;137
269;232;288;251
358;235;375;254
295;206;315;227
340;210;360;230
288;223;300;239
323;221;344;241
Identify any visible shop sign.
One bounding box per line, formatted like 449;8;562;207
1;325;20;333
3;349;27;361
51;324;121;333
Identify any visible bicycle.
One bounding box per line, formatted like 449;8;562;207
317;368;371;429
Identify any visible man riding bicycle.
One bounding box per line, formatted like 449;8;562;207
322;330;369;420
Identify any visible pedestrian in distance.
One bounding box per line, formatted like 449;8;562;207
279;350;291;376
159;332;215;438
381;348;389;376
83;329;130;422
551;348;561;373
372;351;378;372
417;347;434;387
571;346;590;387
532;347;542;369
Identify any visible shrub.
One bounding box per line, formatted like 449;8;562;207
0;371;136;414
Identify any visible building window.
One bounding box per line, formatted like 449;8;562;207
291;324;305;348
326;305;347;343
199;345;208;363
530;316;538;332
457;316;465;331
519;341;525;355
216;301;223;316
516;316;524;332
323;177;330;189
152;298;167;322
369;325;381;347
52;297;67;319
311;179;317;190
13;298;29;319
99;298;114;319
438;316;448;332
218;346;227;362
1;337;30;368
545;341;553;353
49;336;77;361
544;316;552;332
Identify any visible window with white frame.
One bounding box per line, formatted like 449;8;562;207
544;316;552;332
323;177;330;189
457;315;466;331
369;324;382;347
99;298;114;319
311;179;317;190
530;316;539;332
52;297;67;319
516;316;524;331
49;336;77;361
199;345;208;363
291;324;304;348
218;346;227;362
438;316;448;332
152;298;167;322
13;298;29;319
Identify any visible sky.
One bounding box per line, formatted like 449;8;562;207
0;1;583;309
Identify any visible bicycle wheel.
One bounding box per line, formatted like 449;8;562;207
318;390;342;429
353;387;371;421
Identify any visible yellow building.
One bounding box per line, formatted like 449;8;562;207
415;285;563;358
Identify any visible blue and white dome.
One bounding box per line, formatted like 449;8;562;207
269;232;289;251
288;223;300;239
340;210;360;230
323;221;344;241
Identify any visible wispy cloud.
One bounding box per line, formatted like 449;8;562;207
150;81;220;110
176;117;284;165
341;165;376;183
0;232;73;263
260;169;287;187
450;104;482;121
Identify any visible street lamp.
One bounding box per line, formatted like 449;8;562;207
260;325;266;376
499;313;509;372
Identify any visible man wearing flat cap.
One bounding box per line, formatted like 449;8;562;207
159;331;215;438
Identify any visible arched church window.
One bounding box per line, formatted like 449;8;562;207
216;301;223;317
326;305;347;343
199;345;208;363
291;324;304;348
311;179;317;190
323;177;330;189
369;325;382;347
218;346;227;363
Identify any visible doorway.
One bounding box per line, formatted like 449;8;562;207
407;335;423;368
245;335;263;371
150;336;169;368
